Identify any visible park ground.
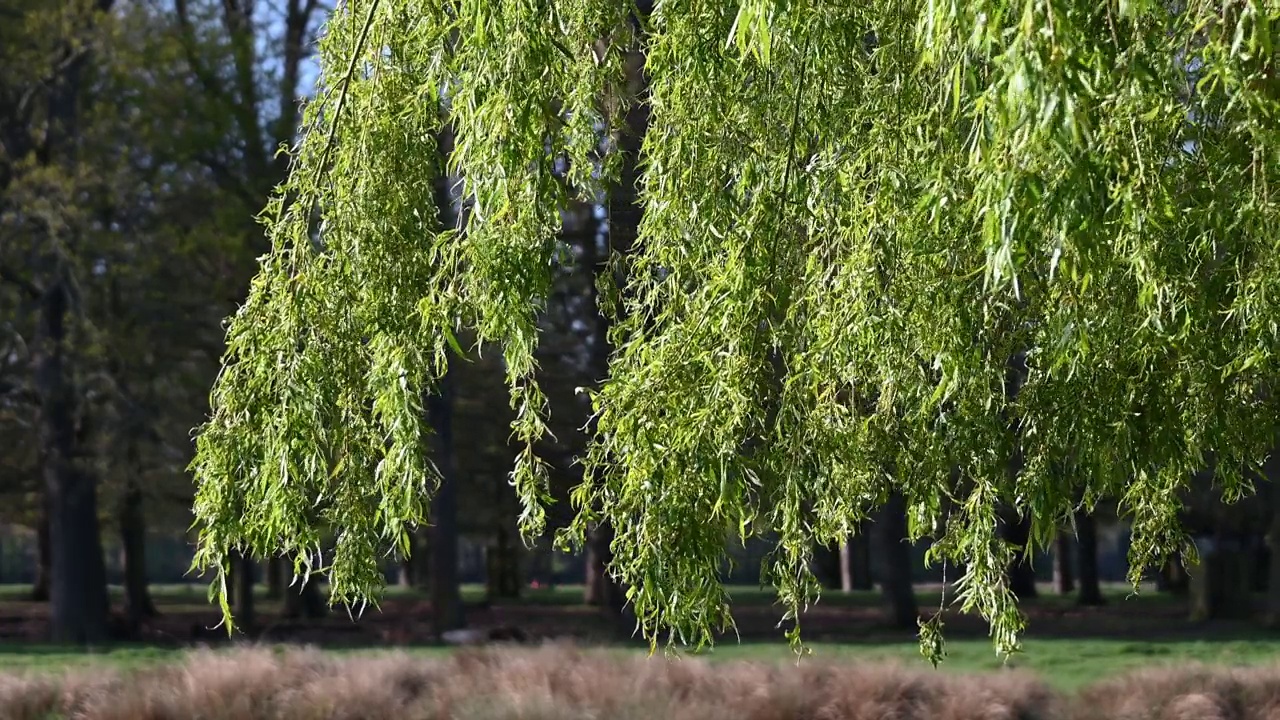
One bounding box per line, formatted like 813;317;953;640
0;582;1278;693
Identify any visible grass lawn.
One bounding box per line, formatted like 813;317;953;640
0;581;1272;691
1;637;1277;690
693;637;1280;690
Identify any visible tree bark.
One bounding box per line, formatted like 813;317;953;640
1053;530;1075;594
1075;511;1105;606
283;572;326;619
485;526;520;600
573;0;650;641
1002;513;1039;600
1264;452;1280;625
119;480;156;628
840;532;874;591
411;527;430;591
397;557;414;588
1158;552;1190;595
232;551;255;633
427;361;464;637
587;521;634;639
584;539;605;605
31;504;50;602
876;491;919;629
40;278;110;645
33;1;115;647
265;557;284;599
813;543;842;590
1189;529;1253;621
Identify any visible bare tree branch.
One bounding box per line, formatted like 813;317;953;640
0;263;40;299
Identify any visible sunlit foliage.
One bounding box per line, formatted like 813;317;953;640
191;0;1280;661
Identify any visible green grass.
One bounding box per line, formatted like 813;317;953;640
0;580;1249;690
690;637;1280;690
1;638;1276;690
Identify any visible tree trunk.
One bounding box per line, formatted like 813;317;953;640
232;551;255;633
40;278;110;644
1002;513;1039;600
1158;552;1190;595
573;0;649;642
1054;531;1075;594
283;572;326;619
1268;506;1280;625
31;505;50;602
876;491;919;629
411;527;430;591
118;480;156;628
588;521;634;639
265;557;284;600
1189;530;1253;621
397;557;414;588
813;543;841;589
840;532;873;591
584;539;605;605
485;526;520;600
34;4;114;647
1076;511;1105;606
1264;453;1280;625
427;361;464;637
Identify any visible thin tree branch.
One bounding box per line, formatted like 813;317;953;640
174;0;230;103
0;263;40;299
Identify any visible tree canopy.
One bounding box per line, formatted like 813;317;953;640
190;0;1280;661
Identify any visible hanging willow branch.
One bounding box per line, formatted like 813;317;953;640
191;0;1280;663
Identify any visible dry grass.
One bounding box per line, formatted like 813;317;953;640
0;643;1275;720
1074;664;1280;720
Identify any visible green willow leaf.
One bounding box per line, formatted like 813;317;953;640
191;0;1280;664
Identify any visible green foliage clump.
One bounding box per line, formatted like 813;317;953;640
191;0;1280;662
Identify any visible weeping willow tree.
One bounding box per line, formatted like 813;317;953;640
190;0;1280;661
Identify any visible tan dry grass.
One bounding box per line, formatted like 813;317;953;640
5;643;1268;720
1073;664;1280;720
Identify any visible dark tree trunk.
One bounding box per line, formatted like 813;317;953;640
265;557;284;599
422;99;463;638
40;277;110;644
876;491;919;629
1076;511;1105;606
587;521;634;639
1158;552;1190;595
571;0;650;642
485;526;521;600
31;504;50;602
584;539;606;605
283;572;326;619
840;532;874;591
1054;531;1075;594
1190;530;1254;621
232;551;255;633
1002;513;1039;600
813;543;842;590
1264;453;1280;626
119;480;156;627
427;362;464;636
1268;509;1280;626
33;3;115;647
411;527;430;591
